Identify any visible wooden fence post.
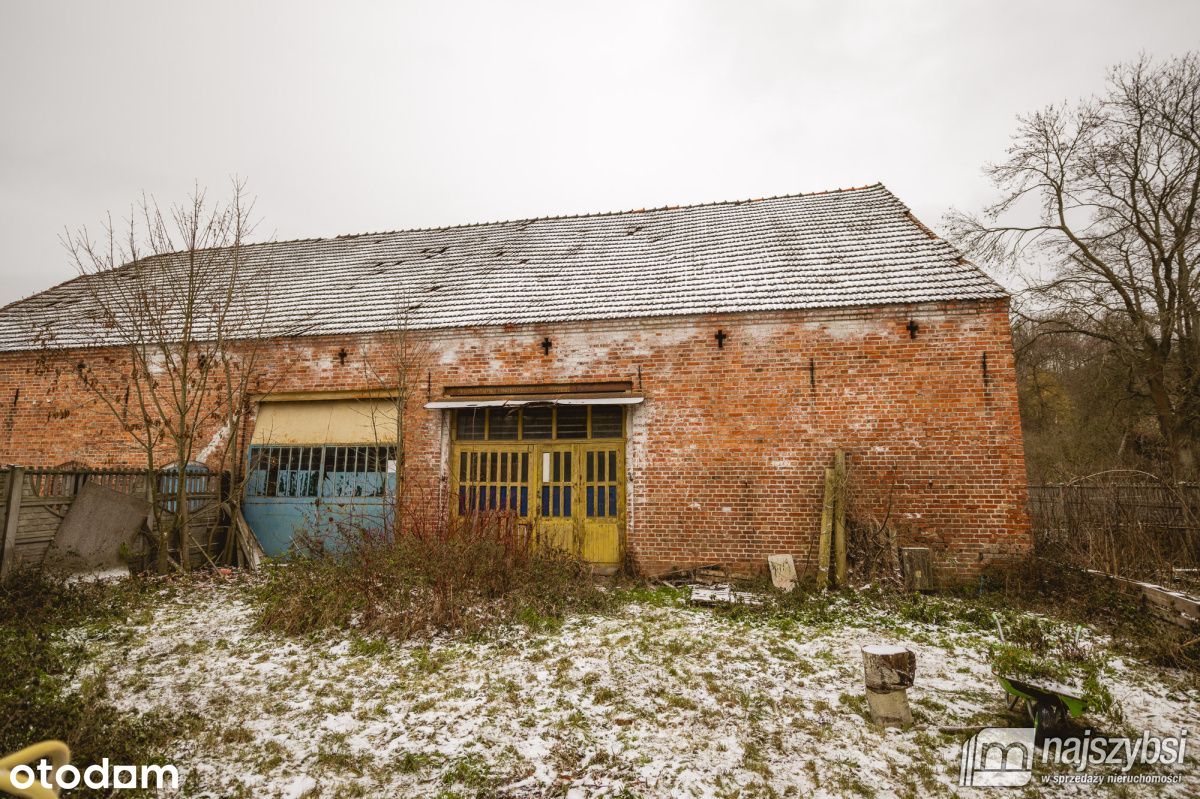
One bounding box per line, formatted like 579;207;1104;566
1;466;26;582
833;450;848;586
818;467;834;587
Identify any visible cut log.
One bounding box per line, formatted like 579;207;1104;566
861;644;916;727
862;644;916;690
899;547;933;592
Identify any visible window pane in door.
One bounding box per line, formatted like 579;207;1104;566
488;408;519;440
522;406;552;439
456;410;486;440
556;406;587;438
591;405;623;438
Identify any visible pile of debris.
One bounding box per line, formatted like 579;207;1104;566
655;556;802;607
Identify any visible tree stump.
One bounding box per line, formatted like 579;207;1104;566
861;644;916;727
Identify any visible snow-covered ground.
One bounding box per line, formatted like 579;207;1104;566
79;581;1198;798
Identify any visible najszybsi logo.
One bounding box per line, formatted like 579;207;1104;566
960;727;1037;787
959;727;1190;787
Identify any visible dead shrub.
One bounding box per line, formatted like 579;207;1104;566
252;504;611;640
843;465;913;587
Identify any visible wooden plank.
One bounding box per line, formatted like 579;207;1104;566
16;527;58;540
833;450;847;587
233;509;253;569
689;585;762;606
17;512;61;526
899;547;934;591
1084;569;1200;629
1;466;26;581
818;466;834;587
17;498;78;508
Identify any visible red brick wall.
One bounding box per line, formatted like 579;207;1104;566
0;299;1029;582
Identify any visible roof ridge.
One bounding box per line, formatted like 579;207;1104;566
0;184;895;311
22;184;892;268
223;183;891;251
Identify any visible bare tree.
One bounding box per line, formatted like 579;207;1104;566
58;180;282;572
949;53;1200;477
360;299;432;527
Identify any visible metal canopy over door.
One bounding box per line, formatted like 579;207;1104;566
243;399;398;556
448;403;626;567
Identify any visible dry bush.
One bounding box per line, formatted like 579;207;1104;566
252;503;611;640
843;465;923;587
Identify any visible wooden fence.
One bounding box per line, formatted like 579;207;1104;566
0;465;228;579
1028;482;1200;584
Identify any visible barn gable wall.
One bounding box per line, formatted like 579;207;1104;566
0;298;1028;582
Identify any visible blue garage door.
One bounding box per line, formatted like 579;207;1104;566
243;443;396;556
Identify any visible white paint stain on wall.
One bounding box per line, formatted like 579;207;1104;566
799;317;891;340
626;325;700;357
195;422;231;465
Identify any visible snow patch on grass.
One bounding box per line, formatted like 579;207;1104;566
82;582;1198;798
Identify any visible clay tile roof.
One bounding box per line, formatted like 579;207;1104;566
0;183;1005;352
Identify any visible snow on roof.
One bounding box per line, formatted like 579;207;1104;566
0;183;1005;352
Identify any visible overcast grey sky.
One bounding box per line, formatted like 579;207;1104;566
2;0;1198;306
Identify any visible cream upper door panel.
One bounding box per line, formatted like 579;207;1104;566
251;400;399;446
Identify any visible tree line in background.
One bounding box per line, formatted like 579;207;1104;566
952;52;1200;483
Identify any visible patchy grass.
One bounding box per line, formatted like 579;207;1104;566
0;570;190;798
7;551;1195;798
988;561;1200;674
67;578;1199;798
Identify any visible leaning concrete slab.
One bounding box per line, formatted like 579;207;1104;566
768;554;798;591
43;481;150;578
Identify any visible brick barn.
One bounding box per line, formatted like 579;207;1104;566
0;184;1030;581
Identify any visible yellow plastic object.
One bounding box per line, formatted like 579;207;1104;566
0;741;70;799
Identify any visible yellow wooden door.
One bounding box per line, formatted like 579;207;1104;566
452;445;532;517
534;446;576;553
580;444;622;565
448;415;625;567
